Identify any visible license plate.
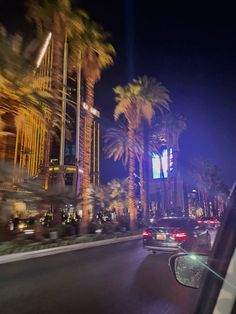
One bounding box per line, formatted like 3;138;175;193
156;233;166;240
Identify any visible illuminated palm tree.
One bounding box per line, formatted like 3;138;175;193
74;19;115;233
104;123;144;215
27;0;85;166
27;0;84;89
114;76;170;228
107;179;129;216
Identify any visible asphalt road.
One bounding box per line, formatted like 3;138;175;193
0;240;199;314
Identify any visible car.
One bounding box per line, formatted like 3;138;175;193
169;183;236;314
143;217;211;253
197;216;220;229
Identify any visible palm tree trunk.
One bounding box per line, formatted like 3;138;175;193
143;122;150;225
202;191;208;216
199;190;207;216
81;78;95;233
213;196;217;217
128;126;136;230
117;201;123;217
139;156;146;225
160;156;168;215
173;150;178;210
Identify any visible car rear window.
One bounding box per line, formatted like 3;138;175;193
156;219;188;227
202;217;214;221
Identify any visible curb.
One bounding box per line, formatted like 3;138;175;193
0;234;142;265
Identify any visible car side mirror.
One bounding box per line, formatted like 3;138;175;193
169;253;208;289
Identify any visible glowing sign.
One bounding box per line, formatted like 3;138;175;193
152;148;174;179
36;32;52;68
152;152;161;179
162;148;168;178
66;167;76;172
169;148;174;172
83;102;100;117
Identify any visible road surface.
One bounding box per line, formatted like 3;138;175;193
0;240;199;314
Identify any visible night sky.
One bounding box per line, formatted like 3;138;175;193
1;0;236;185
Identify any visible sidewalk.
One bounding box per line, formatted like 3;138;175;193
0;234;142;265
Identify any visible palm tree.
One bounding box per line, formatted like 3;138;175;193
27;0;84;89
103;123;145;215
76;183;109;220
189;158;228;217
114;76;170;228
107;179;129;216
148;114;186;214
162;113;186;209
27;0;85;166
74;19;115;233
104;121;174;219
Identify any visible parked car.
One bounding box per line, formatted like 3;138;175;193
197;216;220;228
143;217;211;253
169;183;236;314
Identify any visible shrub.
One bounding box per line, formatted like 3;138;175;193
117;215;130;231
41;227;50;238
52;224;75;238
102;222;117;234
88;222;100;234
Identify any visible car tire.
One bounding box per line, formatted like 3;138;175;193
151;250;156;254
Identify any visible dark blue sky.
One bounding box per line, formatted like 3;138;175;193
1;0;236;185
79;0;236;186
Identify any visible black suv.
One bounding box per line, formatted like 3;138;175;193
143;217;211;253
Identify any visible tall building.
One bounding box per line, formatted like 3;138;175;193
34;33;101;193
148;122;185;216
149;149;184;215
0;113;15;162
0;33;53;177
0;32;100;193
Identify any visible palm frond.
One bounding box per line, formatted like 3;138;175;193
104;123;144;167
113;76;171;128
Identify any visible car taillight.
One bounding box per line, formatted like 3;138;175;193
197;220;203;224
172;232;187;241
143;230;152;237
209;220;216;224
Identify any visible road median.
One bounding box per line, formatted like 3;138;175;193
0;234;142;264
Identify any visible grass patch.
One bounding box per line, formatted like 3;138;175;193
0;230;142;256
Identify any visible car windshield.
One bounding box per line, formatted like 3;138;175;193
0;1;235;314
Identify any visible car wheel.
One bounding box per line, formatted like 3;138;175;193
151;250;156;254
